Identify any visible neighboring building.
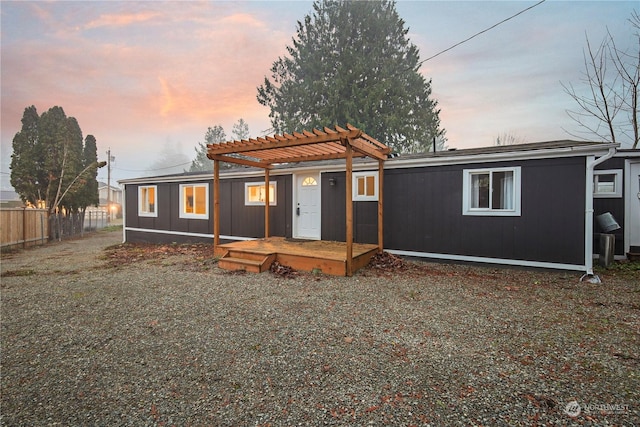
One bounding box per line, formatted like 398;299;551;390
98;182;123;219
0;189;22;208
119;140;636;276
0;184;123;213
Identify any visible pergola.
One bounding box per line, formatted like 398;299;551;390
207;124;390;276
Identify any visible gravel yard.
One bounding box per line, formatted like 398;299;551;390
1;229;638;426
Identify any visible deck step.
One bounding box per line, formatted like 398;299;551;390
218;253;276;273
226;250;270;262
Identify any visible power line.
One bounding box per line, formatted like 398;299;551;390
3;163;193;175
418;0;546;65
113;161;193;173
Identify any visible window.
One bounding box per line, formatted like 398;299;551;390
352;171;378;201
463;167;521;216
245;181;277;206
180;184;208;219
302;176;317;186
594;170;622;198
139;186;157;217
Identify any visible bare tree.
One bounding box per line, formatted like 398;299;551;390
562;11;639;149
613;11;640;148
495;132;526;146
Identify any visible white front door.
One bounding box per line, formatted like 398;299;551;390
295;173;321;239
627;161;640;250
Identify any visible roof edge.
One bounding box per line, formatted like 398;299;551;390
119;141;620;184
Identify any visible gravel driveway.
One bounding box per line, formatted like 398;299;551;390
1;229;638;426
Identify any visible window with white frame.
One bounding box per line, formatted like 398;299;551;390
180;183;208;219
352;171;378;201
462;167;521;216
245;181;277;206
593;170;622;198
139;185;157;217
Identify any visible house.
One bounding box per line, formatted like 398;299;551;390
120;136;630;276
98;181;123;220
0;189;22;208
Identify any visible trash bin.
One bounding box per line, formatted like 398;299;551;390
599;233;615;268
596;212;621;233
596;212;619;268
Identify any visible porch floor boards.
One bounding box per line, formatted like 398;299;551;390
216;237;379;276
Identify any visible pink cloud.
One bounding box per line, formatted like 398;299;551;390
2;1;301;158
83;11;161;30
220;13;267;28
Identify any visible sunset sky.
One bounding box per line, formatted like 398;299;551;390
1;1;637;186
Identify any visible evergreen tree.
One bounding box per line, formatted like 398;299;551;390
59;116;85;213
148;140;190;175
188;125;227;172
232;118;250;140
10;106;43;206
75;135;100;211
10;106;102;214
257;0;445;153
38;106;82;210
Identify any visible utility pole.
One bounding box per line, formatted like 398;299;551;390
106;148;112;223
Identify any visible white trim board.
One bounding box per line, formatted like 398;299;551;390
386;249;586;272
124;227;256;241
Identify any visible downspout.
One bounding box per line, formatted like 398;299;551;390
121;183;126;243
582;147;617;282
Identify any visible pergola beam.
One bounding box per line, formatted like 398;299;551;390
260;151;366;164
349;138;388;161
208;154;272;170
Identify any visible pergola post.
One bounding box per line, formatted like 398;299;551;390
264;168;270;238
378;159;384;253
345;140;353;276
213;159;220;250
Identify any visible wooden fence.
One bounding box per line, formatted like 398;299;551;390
0;208;49;250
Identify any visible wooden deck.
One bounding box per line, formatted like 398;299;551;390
215;237;379;276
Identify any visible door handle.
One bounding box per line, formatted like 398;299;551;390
296;207;300;216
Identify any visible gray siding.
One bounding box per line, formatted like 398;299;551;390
125;175;292;244
322;157;587;265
